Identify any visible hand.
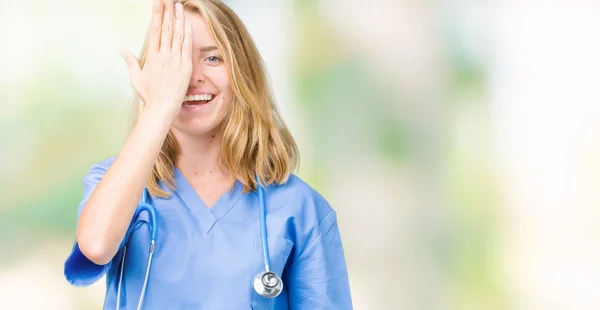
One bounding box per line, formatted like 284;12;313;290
120;0;192;121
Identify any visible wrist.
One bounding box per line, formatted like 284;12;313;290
137;103;176;132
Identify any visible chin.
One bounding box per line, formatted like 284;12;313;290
173;121;218;138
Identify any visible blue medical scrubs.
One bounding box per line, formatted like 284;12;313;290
64;157;353;309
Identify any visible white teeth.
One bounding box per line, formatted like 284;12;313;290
185;94;214;102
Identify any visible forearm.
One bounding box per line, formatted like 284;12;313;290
76;105;173;265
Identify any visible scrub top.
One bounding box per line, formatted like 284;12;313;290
64;156;353;309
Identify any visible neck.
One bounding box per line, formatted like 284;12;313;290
171;129;231;182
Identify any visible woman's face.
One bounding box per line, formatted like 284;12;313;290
171;11;233;137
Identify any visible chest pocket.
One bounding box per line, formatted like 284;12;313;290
250;237;294;310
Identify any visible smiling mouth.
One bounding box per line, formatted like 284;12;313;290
182;94;215;107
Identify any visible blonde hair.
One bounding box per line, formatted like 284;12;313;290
130;0;299;197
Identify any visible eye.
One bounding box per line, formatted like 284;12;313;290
205;55;222;63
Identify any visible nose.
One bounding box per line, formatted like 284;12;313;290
190;62;205;84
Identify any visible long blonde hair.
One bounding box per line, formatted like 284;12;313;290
130;0;299;197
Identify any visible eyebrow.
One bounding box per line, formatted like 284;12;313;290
199;46;219;53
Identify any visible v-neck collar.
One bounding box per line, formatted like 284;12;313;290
169;167;245;233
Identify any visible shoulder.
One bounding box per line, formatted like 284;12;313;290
93;156;116;167
266;174;339;258
77;156;117;212
83;156;116;182
267;173;335;227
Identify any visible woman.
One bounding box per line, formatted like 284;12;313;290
63;0;352;309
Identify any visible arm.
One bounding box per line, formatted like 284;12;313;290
285;211;353;309
76;0;192;266
74;110;170;265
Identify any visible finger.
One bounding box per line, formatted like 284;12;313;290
120;49;142;89
182;22;192;64
148;0;163;52
160;0;175;53
171;2;184;63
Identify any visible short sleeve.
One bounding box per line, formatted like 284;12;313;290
64;156;123;287
284;210;353;309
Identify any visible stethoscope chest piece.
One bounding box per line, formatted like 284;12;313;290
253;271;282;298
117;181;284;309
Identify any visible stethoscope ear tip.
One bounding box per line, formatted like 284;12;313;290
253;271;283;298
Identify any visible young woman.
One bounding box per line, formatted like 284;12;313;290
63;0;352;309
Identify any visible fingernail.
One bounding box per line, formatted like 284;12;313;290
176;3;182;17
154;0;160;7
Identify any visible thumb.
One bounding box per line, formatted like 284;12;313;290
120;49;144;95
120;49;142;76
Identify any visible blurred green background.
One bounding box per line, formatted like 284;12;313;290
2;0;600;309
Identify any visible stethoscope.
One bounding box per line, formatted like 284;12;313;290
115;182;282;310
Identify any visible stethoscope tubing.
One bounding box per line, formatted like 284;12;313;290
115;182;278;310
257;183;272;272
